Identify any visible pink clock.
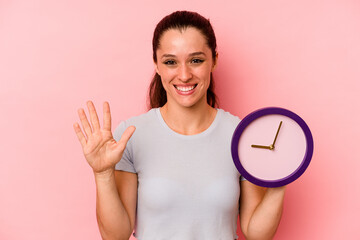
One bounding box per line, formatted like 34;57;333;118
231;107;314;187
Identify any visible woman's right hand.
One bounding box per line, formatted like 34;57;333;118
73;101;135;175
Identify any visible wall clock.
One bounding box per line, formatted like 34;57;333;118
231;107;314;188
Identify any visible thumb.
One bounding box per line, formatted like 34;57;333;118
116;125;136;151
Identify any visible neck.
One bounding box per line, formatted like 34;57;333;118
160;101;217;135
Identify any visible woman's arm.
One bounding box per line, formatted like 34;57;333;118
95;170;137;240
239;180;286;240
73;101;137;239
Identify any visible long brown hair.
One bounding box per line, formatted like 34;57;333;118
148;11;218;109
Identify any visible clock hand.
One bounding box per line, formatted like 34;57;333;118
272;121;283;147
251;121;282;150
251;144;272;150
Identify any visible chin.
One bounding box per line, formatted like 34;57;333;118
167;89;208;109
177;99;206;109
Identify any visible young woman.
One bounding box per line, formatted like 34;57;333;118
74;11;285;240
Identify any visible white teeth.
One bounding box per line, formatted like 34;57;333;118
175;85;196;92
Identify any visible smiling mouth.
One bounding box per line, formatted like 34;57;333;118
174;84;197;92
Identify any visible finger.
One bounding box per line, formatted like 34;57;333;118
78;108;92;138
87;101;101;132
103;101;111;131
116;126;136;151
73;122;87;147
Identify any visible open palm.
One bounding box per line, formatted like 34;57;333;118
73;101;135;174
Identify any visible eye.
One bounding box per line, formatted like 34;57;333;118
163;60;176;65
191;58;204;64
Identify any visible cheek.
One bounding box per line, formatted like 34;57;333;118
158;66;176;79
197;65;212;82
160;76;173;93
160;77;167;89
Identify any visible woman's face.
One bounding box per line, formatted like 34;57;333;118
155;27;217;109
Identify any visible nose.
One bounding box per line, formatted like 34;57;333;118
177;64;192;82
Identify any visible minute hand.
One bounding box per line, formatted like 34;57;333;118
272;121;283;147
251;144;272;149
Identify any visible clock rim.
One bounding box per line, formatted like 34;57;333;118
231;107;314;188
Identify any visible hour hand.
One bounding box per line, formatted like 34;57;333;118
251;144;271;150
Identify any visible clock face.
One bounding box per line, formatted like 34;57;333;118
231;107;313;187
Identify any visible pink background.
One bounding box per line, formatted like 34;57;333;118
1;0;359;239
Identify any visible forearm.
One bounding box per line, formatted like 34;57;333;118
246;186;286;240
95;170;132;240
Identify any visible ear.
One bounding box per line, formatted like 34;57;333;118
211;52;219;72
154;61;160;75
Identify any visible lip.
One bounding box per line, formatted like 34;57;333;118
174;84;197;87
173;84;197;96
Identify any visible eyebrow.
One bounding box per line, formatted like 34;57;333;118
161;52;206;59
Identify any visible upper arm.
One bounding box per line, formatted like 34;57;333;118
239;180;266;236
114;170;138;233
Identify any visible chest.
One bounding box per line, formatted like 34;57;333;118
131;133;240;213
